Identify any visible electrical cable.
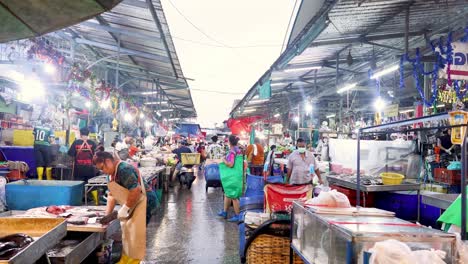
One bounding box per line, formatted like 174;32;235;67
190;88;244;95
167;0;231;48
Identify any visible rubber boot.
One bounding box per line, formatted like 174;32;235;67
46;167;53;180
37;167;44;180
127;257;141;264
91;190;99;206
116;254;129;264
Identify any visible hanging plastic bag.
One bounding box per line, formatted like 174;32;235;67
369;240;413;264
307;189;350;208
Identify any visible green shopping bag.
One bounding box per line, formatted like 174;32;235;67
438;192;466;231
219;155;244;199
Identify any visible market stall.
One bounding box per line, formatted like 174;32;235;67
0;206;120;263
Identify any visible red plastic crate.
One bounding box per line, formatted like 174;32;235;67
330;185;375;207
434;168;461;185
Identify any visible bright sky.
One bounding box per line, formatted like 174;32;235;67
160;0;297;128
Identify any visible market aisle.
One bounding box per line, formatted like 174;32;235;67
144;174;240;264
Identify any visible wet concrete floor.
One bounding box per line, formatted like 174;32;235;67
144;175;240;264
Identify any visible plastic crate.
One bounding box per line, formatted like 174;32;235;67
245;174;265;197
181;153;200;165
240;195;264;212
6;180;84;210
434;168;461;185
265;175;283;184
375;191;418;221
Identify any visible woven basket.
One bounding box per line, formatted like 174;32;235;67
293;251;304;264
246;234;290;264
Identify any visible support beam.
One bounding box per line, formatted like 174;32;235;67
79;21;162;42
308;30;426;47
146;0;179;79
366;41;403;51
74;38;170;63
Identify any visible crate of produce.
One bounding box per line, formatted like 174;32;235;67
6;180;84;210
181;153;200;165
433;168;461;185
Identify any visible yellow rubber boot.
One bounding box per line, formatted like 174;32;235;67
91;190;99;205
37;167;44;180
117;254;129;264
46;167;52;180
127;257;141;264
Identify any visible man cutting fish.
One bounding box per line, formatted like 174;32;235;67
93;151;157;264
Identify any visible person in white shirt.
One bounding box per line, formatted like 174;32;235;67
207;135;225;160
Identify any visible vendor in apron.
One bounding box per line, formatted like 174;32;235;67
93;151;157;263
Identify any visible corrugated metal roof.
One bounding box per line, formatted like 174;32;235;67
231;0;468;119
52;0;197;118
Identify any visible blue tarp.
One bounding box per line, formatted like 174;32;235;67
175;123;201;137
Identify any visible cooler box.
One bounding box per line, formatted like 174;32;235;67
375;191;418;221
6;180;84;210
330;185;375;207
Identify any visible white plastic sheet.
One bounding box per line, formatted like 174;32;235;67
369;239;446;264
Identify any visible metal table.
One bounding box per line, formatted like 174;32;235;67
421;193;459;210
84;175;107;206
0;206;120;264
326;175;421;219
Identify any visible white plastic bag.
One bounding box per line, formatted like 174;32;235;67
329;189;351;208
369;240;413;264
455;233;468;263
308;191;336;207
307;189;351;208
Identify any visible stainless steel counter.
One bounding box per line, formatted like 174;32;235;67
421;193;459;210
326;175;421;192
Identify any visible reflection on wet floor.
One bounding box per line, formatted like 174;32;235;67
144;175;240;264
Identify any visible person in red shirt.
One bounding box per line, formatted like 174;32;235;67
125;137;140;158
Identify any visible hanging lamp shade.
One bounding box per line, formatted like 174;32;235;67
0;0;122;43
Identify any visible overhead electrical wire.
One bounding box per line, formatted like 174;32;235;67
190;88;244;95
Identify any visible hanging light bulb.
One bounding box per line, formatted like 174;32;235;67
124;113;133;122
373;97;386;111
101;99;110;109
140;113;145;119
44;63;56;75
85;101;91;108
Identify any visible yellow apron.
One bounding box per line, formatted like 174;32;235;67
109;161;147;261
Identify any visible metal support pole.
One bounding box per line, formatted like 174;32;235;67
356;130;361;207
404;7;410;54
461;127;468;240
116;35;120;88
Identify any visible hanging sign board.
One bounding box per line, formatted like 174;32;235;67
383;104;399;117
440;42;468;81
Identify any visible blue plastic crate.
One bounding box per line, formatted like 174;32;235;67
6;180;84;210
239;222;246;258
245;174;264;194
240;195;264;212
265;175;283;184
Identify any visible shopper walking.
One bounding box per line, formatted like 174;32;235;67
33;120;55;180
68;127;97;182
93;151;157;263
171;140;192;186
263;145;276;177
246;137;265;176
286;138;323;185
218;135;243;222
207;135;225;160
